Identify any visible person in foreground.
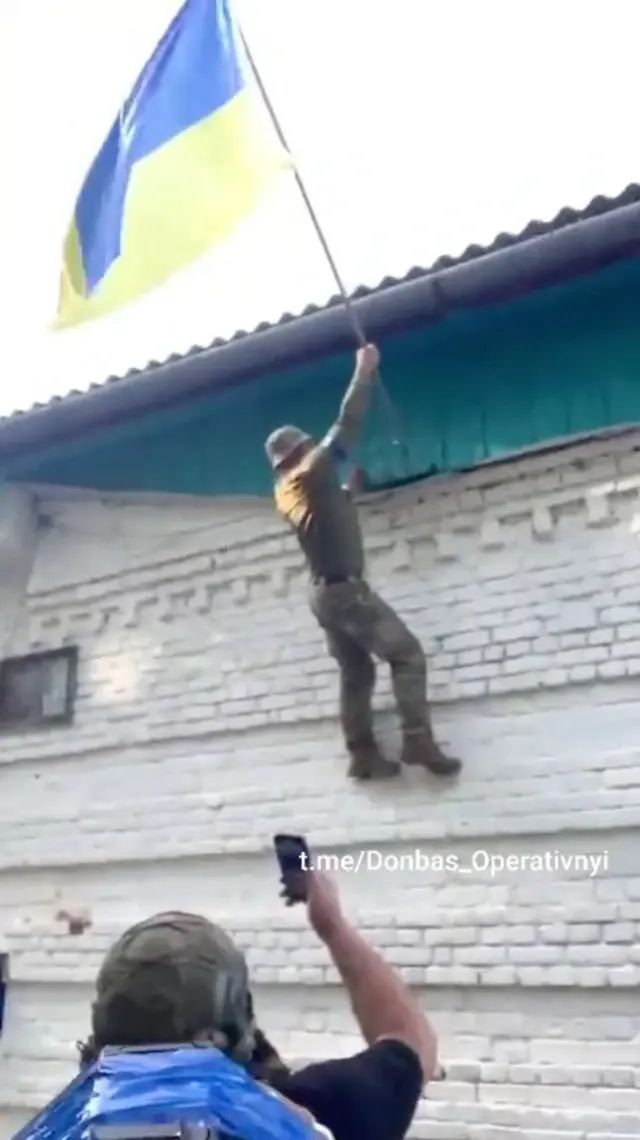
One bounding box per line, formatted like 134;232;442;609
265;343;461;782
78;871;439;1140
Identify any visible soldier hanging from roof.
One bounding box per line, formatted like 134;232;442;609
265;344;462;782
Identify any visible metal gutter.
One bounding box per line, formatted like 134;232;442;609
2;199;640;459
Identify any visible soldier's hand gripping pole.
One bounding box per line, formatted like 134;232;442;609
341;300;412;478
238;27;412;481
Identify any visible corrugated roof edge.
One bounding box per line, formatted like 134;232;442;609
3;182;640;459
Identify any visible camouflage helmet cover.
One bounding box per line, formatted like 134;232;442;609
91;912;255;1061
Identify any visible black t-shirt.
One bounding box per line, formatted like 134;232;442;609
270;1039;423;1140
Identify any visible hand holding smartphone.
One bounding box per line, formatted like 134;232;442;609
273;833;311;905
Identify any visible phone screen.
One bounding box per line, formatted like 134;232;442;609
273;834;311;903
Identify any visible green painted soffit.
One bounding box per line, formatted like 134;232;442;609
4;256;640;497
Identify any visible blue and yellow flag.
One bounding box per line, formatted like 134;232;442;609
55;0;290;329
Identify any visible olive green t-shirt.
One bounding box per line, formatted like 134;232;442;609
274;444;364;579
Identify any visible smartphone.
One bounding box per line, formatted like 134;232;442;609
273;833;311;904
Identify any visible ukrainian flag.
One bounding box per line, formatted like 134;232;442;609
55;0;290;329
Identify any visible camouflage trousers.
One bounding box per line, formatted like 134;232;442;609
310;578;428;748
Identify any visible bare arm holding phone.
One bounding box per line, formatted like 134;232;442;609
272;834;439;1085
307;871;438;1084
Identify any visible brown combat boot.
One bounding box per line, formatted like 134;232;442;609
401;731;462;777
347;738;400;781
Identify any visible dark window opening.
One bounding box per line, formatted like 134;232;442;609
0;953;7;1034
0;646;78;730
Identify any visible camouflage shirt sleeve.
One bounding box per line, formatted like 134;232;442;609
307;365;375;469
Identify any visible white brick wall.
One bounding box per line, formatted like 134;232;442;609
0;486;38;659
1;433;640;1139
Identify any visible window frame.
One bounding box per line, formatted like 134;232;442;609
0;645;79;732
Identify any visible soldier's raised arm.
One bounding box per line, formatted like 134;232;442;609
318;344;380;462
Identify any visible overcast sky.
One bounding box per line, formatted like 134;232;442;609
1;0;637;416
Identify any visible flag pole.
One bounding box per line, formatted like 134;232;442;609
238;26;411;475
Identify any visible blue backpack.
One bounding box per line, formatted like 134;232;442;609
14;1045;327;1140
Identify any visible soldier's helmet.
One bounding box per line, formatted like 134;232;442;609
265;425;312;469
91;911;255;1062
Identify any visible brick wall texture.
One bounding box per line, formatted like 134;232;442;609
1;432;640;1139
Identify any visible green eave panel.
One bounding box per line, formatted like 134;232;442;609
4;258;640;496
